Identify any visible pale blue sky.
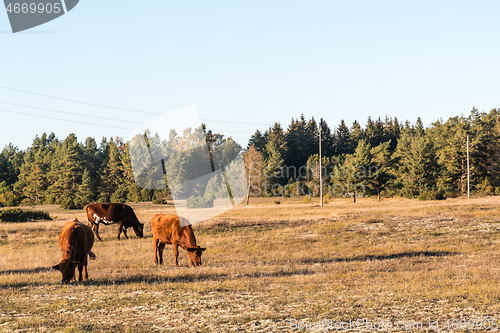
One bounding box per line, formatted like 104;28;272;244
1;1;499;150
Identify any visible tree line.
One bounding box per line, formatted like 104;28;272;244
0;107;499;208
245;107;500;200
0;133;168;208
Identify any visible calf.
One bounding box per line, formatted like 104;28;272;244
86;203;144;241
52;219;96;283
151;214;206;267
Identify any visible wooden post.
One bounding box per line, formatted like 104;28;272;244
319;124;323;207
467;135;470;199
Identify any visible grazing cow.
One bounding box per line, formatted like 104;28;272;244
86;203;144;241
151;214;206;267
52;219;96;283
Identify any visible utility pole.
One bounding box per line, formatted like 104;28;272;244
467;135;470;199
319;124;323;207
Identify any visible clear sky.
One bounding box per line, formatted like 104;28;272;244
1;1;499;151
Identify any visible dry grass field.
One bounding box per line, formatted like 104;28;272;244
1;196;500;332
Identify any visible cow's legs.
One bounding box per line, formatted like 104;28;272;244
77;263;83;282
158;242;165;265
154;238;159;265
117;222;123;240
91;222;102;242
83;255;89;280
172;242;179;266
122;226;129;240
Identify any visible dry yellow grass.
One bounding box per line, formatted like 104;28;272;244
1;196;500;332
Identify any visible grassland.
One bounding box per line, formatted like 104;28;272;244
1;196;500;332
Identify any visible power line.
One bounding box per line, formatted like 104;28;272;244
0;108;251;141
0;101;254;135
1;106;329;145
0;85;271;126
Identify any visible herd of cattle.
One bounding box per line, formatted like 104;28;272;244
52;203;206;283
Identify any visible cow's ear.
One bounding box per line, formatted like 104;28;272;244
52;264;60;271
199;248;206;252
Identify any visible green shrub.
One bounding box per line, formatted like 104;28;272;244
0;191;19;207
478;177;493;195
419;189;446;201
0;208;26;222
0;208;51;222
152;191;168;204
303;194;312;204
140;188;153;202
60;197;78;210
97;196;110;203
446;190;460;198
25;210;52;220
186;195;215;209
110;187;128;204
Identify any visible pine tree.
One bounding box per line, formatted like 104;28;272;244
82;137;100;200
394;133;439;197
350;120;364;152
468;108;500;191
427;116;468;193
364;116;384;148
305;117;319;161
99;138;123;202
247;130;266;151
264;141;286;195
46;134;84;207
319;118;335;158
336;120;351;155
120;142;144;202
383;117;401;152
76;168;94;207
264;122;287;162
14;149;47;205
340;139;372;202
284;116;307;171
0;144;24;186
415;117;425;136
370;141;393;200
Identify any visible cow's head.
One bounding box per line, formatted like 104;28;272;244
187;246;206;266
133;223;144;238
52;259;78;283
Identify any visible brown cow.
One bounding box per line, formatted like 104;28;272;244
151;214;206;267
86;203;144;241
52;219;96;283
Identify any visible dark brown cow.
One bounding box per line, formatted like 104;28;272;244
151;214;206;267
52;219;96;283
86;203;144;241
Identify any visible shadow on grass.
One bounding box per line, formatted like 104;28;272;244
97;234;152;242
82;268;318;286
196;219;315;234
301;250;459;264
0;251;458;289
0;266;53;275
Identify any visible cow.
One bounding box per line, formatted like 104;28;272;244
151;214;206;267
52;219;96;284
86;203;144;241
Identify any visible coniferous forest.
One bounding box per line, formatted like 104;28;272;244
1;107;499;209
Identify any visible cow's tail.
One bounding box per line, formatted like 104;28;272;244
89;251;97;260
